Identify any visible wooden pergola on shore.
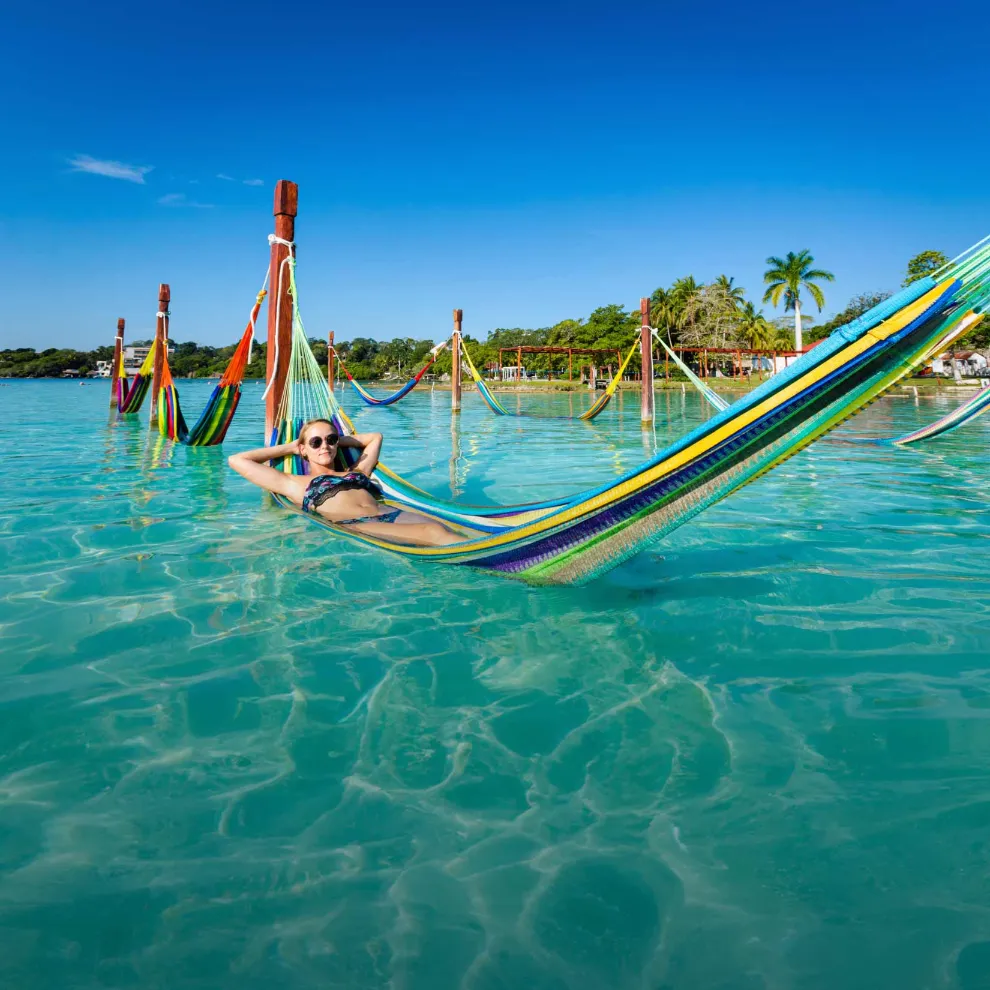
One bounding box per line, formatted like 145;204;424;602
496;346;624;382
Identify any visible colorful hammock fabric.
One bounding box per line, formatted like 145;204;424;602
157;292;265;446
259;236;990;585
340;342;449;406
116;341;157;414
460;337;640;421
653;333;730;412
892;381;990;445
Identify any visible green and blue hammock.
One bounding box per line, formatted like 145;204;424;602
156;291;266;446
114;342;157;414
652;333;731;412
460;336;641;421
342;330;638;422
890;380;990;444
262;237;990;584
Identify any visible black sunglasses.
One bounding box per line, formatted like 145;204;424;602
307;433;339;449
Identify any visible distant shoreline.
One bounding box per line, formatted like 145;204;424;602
3;377;984;394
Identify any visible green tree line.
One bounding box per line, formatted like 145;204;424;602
4;250;984;379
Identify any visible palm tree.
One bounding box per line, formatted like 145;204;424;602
651;278;702;343
649;287;675;339
713;274;746;309
737;301;774;350
762;250;834;352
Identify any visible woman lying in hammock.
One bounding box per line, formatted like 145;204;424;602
228;419;466;547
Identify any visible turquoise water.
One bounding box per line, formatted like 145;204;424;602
2;379;990;990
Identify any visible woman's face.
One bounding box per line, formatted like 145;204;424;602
300;423;339;468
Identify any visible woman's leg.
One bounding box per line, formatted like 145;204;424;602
341;512;468;547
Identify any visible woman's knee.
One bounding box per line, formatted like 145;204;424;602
424;523;457;546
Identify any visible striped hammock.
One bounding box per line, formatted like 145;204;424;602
652;334;730;412
460;337;640;422
340;342;448;406
115;341;157;414
259;237;990;585
157;292;265;446
892;381;990;444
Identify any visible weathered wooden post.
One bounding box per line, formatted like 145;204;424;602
265;180;298;439
568;348;573;381
150;283;170;425
516;346;522;382
640;297;654;425
451;309;463;412
110;318;125;407
327;330;335;390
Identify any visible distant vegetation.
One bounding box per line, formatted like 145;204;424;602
4;250;985;379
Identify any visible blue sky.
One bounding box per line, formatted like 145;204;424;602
1;0;989;350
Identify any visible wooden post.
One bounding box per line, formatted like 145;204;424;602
664;348;669;382
589;364;596;390
640;297;654;425
568;348;573;381
452;309;462;412
110;318;124;406
265;180;298;439
328;330;335;390
516;346;522;382
150;283;170;425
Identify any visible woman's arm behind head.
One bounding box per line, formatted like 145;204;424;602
227;442;302;499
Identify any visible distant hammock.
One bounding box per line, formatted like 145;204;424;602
156;291;265;446
460;337;640;421
338;341;449;406
891;381;990;444
115;341;157;414
652;333;730;412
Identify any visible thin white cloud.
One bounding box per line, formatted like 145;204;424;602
216;173;235;181
243;178;264;186
69;154;152;184
158;192;214;209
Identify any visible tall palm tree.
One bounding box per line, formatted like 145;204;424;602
762;250;834;352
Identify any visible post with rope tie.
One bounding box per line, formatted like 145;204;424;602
110;318;125;407
265;180;298;439
640;297;654;425
451;309;463;413
328;330;335;390
150;283;170;426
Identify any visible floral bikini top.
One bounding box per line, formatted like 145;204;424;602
301;472;384;514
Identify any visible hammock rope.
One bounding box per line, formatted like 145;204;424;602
259;235;990;584
157;288;268;446
337;338;450;406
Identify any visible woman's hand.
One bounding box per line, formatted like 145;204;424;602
338;432;379;450
350;432;383;475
